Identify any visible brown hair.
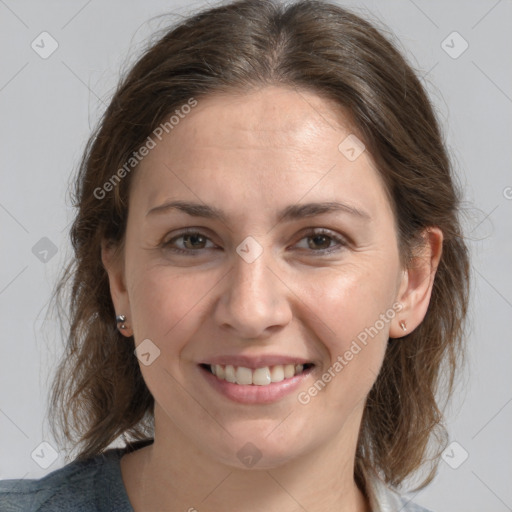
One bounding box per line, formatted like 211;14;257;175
47;0;470;494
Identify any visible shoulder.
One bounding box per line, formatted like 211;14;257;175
0;446;136;512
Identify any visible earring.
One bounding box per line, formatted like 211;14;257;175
399;320;407;332
116;314;127;330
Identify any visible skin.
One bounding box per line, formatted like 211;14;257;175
102;85;443;512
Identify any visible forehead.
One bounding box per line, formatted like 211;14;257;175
130;86;390;222
187;86;352;142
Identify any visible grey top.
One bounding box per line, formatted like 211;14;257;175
0;439;433;512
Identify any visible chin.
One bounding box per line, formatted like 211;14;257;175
206;427;310;470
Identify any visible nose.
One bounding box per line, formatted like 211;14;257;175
213;246;293;339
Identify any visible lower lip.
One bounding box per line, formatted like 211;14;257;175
198;365;314;404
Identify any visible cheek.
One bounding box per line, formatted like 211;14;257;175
129;266;212;341
303;262;397;336
292;270;394;420
127;266;215;396
297;263;398;382
125;242;230;367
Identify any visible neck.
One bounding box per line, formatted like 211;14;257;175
122;404;370;512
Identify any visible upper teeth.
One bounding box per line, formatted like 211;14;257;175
210;364;306;386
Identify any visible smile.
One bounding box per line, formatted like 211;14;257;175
198;362;316;404
201;363;315;386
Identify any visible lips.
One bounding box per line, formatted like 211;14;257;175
198;362;315;404
197;354;316;402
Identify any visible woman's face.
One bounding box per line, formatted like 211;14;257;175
107;86;409;468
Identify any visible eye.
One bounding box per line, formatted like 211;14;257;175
294;228;348;254
161;227;348;256
162;230;217;255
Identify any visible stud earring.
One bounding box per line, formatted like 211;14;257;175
399;320;407;332
116;314;127;330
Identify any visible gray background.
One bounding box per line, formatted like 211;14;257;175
1;1;511;510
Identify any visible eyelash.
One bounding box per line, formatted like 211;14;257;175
161;228;348;256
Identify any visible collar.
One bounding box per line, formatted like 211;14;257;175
365;473;407;512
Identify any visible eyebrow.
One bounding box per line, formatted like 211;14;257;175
146;200;371;222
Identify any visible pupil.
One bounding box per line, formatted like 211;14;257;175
184;234;205;248
310;235;330;249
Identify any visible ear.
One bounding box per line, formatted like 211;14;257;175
101;238;133;337
390;227;443;338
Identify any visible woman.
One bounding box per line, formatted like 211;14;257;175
0;0;469;511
